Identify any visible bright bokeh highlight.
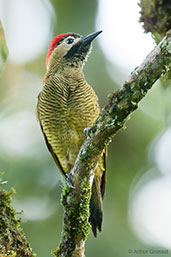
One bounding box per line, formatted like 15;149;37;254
0;0;54;63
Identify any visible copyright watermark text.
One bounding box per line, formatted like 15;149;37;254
128;249;169;254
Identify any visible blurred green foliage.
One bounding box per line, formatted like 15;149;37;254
0;19;8;72
0;1;169;257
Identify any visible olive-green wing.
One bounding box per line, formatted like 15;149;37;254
36;100;66;178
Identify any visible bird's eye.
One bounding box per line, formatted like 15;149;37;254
66;38;74;44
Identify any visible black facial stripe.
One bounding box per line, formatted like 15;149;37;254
64;41;82;59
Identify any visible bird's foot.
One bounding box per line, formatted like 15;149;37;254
83;127;91;136
65;173;75;189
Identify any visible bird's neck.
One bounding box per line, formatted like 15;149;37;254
44;65;86;85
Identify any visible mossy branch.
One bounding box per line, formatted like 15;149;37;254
54;31;171;257
0;185;36;257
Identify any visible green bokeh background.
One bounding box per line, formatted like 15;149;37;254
0;0;170;256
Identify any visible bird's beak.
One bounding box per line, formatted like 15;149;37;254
80;30;103;47
64;31;102;59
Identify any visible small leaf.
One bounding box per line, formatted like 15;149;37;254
0;20;8;71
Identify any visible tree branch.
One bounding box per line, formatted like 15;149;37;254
0;186;36;257
54;30;171;257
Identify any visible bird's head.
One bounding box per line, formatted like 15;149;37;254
46;31;102;72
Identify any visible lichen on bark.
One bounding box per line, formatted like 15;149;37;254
0;185;36;257
139;0;171;43
54;179;91;257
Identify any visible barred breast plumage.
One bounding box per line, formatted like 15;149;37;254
38;74;100;172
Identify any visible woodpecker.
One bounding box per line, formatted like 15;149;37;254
37;31;107;237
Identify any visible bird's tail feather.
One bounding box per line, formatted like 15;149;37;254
89;176;103;237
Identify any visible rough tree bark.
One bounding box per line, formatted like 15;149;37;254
0;187;36;257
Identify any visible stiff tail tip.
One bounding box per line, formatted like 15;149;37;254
89;177;103;237
89;203;103;237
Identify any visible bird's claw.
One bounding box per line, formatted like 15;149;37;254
66;173;75;189
83;127;90;136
